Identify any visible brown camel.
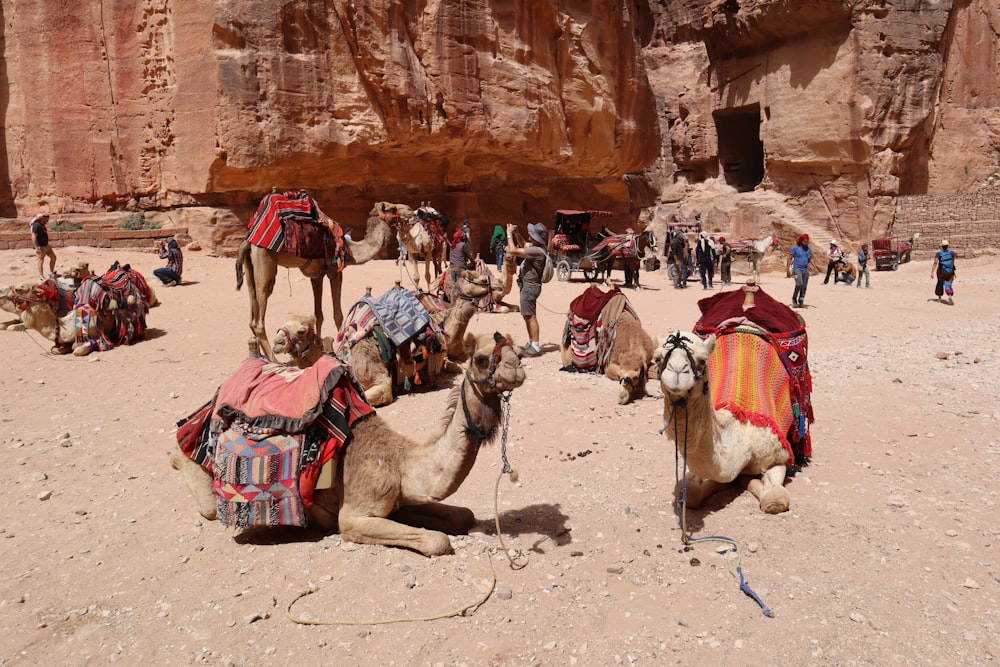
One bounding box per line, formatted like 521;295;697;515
270;314;327;369
397;206;449;291
235;201;396;362
559;291;655;405
169;331;525;556
314;271;491;406
0;282;97;354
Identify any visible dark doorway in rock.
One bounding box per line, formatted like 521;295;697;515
714;104;764;192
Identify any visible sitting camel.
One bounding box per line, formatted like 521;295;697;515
324;271;491;406
559;287;655;404
0;281;104;355
169;331;525;556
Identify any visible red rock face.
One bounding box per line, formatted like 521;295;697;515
2;1;997;254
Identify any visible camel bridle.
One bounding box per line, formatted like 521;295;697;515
656;331;708;406
277;326;319;359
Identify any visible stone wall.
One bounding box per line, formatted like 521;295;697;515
894;192;1000;259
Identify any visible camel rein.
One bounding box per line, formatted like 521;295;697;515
286;340;527;626
660;334;774;618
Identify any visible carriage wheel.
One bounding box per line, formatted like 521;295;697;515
666;264;679;285
582;266;598;282
556;260;571;282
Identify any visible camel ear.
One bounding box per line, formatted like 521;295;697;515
304;314;317;329
703;334;717;355
463;331;478;357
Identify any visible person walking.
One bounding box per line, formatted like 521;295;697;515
718;236;732;285
669;229;688;288
823;240;843;284
30;212;57;282
154;238;184;286
695;232;716;289
506;221;548;357
490;224;507;270
856;243;871;289
786;233;813;307
930;239;956;304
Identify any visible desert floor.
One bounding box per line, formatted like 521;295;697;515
1;245;998;666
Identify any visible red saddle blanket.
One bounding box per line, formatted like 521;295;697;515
247;190;345;261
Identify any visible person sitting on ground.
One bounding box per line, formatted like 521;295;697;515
154;238;184;286
30;212;57;282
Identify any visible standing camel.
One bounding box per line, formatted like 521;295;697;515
169;331;525;556
236;200;395;362
396;206;450;291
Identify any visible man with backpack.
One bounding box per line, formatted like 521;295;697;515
930;239;956;304
507;221;549;357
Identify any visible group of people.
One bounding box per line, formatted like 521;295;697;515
28;210;184;287
787;236;956;307
665;229;734;290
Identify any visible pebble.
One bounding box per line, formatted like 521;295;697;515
945;529;958;537
849;612;866;623
496;584;513;600
963;578;980;589
37;490;52;501
747;542;759;553
607;566;624;575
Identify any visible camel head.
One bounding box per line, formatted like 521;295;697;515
66;261;94;282
272;315;322;362
453;270;491;300
653;331;715;403
463;331;525;393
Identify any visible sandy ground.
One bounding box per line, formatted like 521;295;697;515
1;244;999;666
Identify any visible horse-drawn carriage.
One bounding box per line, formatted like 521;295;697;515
551;209;613;282
871;235;916;271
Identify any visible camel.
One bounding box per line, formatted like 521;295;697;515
330;271;491;406
559;289;655;405
270;314;327;369
429;253;519;313
236;199;395;362
0;282;99;354
396;205;449;291
653;331;797;514
169;331;525;556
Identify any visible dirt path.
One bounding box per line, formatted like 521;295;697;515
1;245;998;666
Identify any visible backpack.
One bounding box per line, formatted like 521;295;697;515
938;250;955;274
541;252;555;283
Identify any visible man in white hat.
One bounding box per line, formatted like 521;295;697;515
823;239;843;285
30;212;57;282
506;221;548;356
930;239;956;304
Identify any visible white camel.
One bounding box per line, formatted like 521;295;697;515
653;331;793;514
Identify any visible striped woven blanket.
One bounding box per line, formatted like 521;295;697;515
562;289;637;373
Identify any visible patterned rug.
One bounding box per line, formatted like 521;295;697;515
694;286;813;464
246;190;350;264
176;355;374;527
561;287;637;373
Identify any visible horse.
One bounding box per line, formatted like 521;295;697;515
746;234;779;283
588;230;658;289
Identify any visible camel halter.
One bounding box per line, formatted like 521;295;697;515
656;332;708;407
277;326;318;359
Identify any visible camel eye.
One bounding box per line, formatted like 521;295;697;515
474;354;490;369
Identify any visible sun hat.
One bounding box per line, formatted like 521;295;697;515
527;222;547;245
941;239;949;246
830;239;838;245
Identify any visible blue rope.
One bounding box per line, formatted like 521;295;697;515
669;403;774;618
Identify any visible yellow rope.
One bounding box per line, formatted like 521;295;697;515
285;469;526;626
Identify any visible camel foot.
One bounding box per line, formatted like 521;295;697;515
749;480;790;514
168;448;218;521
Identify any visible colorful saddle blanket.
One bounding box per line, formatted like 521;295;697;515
366;286;430;347
247;190;349;264
586;234;637;261
71;264;151;348
694;286;813;465
176;355;374;528
562;287;637;373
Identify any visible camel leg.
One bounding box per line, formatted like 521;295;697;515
339;510;454;557
391;503;477;535
310;276;325;341
251;258;277;362
307;488;340;531
424;258;432;292
675;473;728;510
329;271;344;330
167;446;218;521
746;464;790;514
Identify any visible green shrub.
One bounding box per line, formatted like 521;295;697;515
121;213;161;230
51;220;82;232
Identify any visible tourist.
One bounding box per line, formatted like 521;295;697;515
823;239;843;284
856;243;871;289
718;236;733;285
669;229;688;288
786;233;812;307
154;238;184;287
490;224;507;270
449;229;473;271
930;239;956;304
507;221;547;357
30;212;57;282
695;231;716;290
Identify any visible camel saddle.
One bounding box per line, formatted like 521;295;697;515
561;286;637;373
176;355;374;528
247;190;348;263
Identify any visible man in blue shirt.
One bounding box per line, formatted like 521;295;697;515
785;233;813;307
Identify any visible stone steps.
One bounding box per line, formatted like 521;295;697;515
0;226;187;251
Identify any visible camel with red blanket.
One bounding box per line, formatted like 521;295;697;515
559;286;655;405
236;196;394;362
169;331;525;556
653;285;813;514
0;263;153;355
